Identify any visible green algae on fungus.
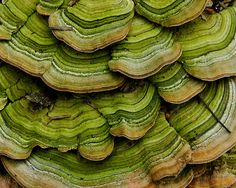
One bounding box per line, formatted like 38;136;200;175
0;0;38;40
150;62;206;104
36;0;64;16
2;75;236;186
135;0;208;27
2;112;191;187
178;6;236;81
0;64;114;161
0;64;164;161
49;0;134;52
91;82;161;140
170;78;236;163
1;0;236;187
0;13;125;93
108;15;182;79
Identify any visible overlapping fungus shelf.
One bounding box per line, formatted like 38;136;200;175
134;0;208;27
169;78;236;163
150;62;206;104
178;6;236;81
156;165;195;188
49;0;134;52
0;0;236;187
156;146;236;187
2;112;191;187
0;64;164;161
108;15;182;79
0;64;114;161
188;148;236;188
36;0;65;16
0;11;125;93
90;82;160;140
0;0;38;40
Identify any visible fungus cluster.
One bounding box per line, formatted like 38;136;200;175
0;0;236;187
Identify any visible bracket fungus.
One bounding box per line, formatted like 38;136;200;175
0;64;115;161
2;112;191;188
90;82;161;140
48;0;135;53
108;15;182;79
0;11;125;93
0;0;38;40
0;64;165;161
156;165;195;188
155;145;236;187
150;62;206;104
187;148;236;188
178;6;236;81
169;78;236;163
135;0;208;27
36;0;65;16
0;0;236;187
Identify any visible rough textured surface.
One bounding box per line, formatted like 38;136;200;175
178;7;236;81
108;15;182;79
156;146;236;187
150;62;206;104
135;0;208;27
49;0;134;52
0;174;19;188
